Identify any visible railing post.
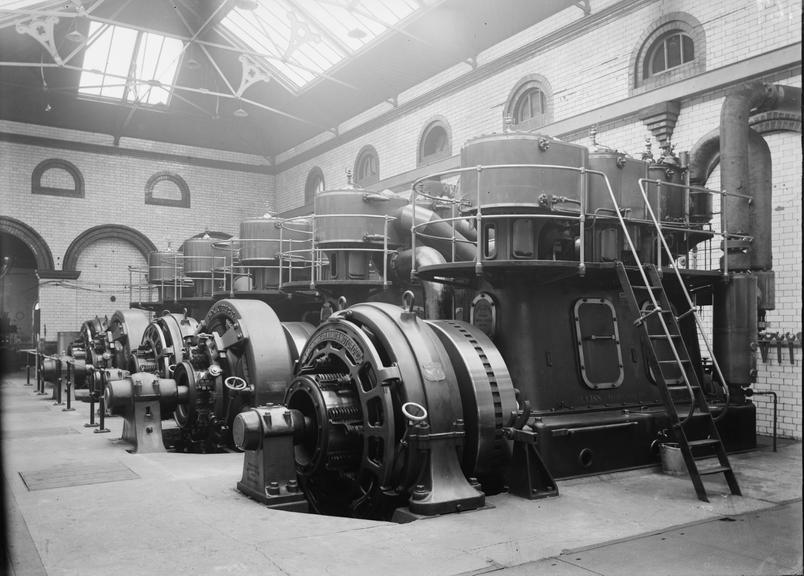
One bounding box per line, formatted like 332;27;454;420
578;166;587;276
309;217;317;291
656;180;662;270
63;362;75;412
411;182;418;282
95;393;110;434
474;165;483;276
53;358;63;406
383;216;389;289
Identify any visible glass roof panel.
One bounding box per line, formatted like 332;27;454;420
78;21;180;106
221;0;430;91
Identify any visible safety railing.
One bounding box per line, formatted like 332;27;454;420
410;163;592;277
278;213;398;291
621;177;741;418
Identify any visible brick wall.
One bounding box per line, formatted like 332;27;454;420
0;122;275;336
273;0;801;205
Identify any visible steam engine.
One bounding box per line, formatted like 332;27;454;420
70;81;788;522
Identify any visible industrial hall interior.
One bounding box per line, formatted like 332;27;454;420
0;0;801;574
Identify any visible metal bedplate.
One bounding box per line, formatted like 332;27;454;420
19;461;139;491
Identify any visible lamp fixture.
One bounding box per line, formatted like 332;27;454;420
65;28;86;43
233;107;248;118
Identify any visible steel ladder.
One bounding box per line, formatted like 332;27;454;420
598;174;741;502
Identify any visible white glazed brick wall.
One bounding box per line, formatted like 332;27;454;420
0;127;275;336
274;0;801;206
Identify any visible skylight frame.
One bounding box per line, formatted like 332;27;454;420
77;20;184;107
219;0;426;93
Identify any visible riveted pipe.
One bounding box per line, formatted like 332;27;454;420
720;82;800;271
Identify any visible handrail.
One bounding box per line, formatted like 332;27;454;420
637;177;732;422
588;172;698;422
410;163;592;278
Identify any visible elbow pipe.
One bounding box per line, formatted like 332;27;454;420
395;204;476;262
391;246;452;320
687;128;773;270
720;82;798;271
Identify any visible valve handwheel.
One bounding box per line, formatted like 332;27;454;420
225;376;248;391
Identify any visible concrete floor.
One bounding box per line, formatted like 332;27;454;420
3;370;802;576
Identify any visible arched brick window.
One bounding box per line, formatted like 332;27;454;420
353;145;379;187
145;171;190;208
305;166;325;204
417;117;452;167
504;74;553;131
630;13;706;95
32;158;84;198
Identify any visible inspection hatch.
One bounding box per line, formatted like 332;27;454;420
19;461;140;491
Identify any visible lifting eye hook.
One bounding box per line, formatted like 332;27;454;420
401;401;428;424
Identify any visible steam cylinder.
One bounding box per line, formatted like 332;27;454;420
587;153;649;218
459;132;588;212
240;217;312;263
315;188;408;247
148;251;183;283
182;237;216;277
713;274;758;386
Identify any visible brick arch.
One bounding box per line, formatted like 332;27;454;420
32;158;85;198
750;110;801;134
63;224;156;272
629;12;706;95
0;216;54;270
417;115;453;167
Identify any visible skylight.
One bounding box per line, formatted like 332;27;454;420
221;0;422;91
78;21;183;106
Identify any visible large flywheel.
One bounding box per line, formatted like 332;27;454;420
285;298;506;518
172;299;312;451
108;309;150;370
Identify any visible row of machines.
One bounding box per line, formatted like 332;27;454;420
59;81;791;522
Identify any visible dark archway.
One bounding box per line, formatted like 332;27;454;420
0;216;54;271
63;225;156;272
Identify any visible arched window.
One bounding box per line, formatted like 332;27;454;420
504;75;553;131
630;13;705;94
305;166;325;204
145;171;190;208
32;158;84;198
418;118;452;166
644;31;694;78
353;145;379;187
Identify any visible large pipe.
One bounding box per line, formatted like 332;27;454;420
391;246;452;319
395;204;476;262
720;82;800;271
688;127;772;270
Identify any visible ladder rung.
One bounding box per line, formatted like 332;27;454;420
676;308;696;321
634;307;664;325
658;359;691;364
698;465;732;476
633;285;661;290
667;385;700;391
688;439;720;448
649;333;682;339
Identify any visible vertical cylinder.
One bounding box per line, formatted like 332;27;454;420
713;274;758;386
